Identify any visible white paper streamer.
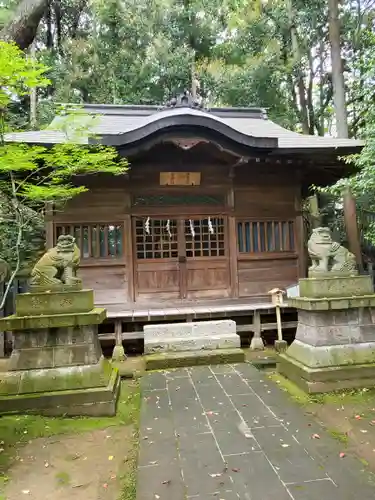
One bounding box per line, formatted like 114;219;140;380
189;219;195;238
208;217;214;234
145;217;150;235
166;219;172;238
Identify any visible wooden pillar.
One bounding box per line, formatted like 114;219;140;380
124;192;135;302
45;202;54;249
343;188;362;269
295;188;307;278
227;179;238;298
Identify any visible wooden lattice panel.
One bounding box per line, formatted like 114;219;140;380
185;218;225;258
55;223;123;259
135;219;178;260
237;220;295;253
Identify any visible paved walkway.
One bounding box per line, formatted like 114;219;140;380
137;363;375;499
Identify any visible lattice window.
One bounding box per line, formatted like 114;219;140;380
237;220;295;253
185;218;225;258
55;223;123;259
135;219;178;259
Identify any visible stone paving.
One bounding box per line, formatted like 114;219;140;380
137;363;375;499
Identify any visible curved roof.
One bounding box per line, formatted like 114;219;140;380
4;103;364;153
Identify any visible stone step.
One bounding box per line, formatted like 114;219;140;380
144;348;245;370
144;333;240;354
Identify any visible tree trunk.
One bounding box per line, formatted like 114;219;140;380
286;0;309;134
0;0;48;50
328;0;348;138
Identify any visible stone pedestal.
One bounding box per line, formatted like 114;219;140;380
0;288;120;416
278;275;375;393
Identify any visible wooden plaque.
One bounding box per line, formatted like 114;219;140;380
160;172;201;186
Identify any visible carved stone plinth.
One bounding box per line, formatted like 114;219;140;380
278;275;375;393
0;289;120;416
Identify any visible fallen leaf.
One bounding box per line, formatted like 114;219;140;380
312;434;320;439
360;430;368;434
355;415;362;420
162;479;171;484
108;455;114;461
339;452;346;458
155;495;160;499
110;475;117;480
281;444;290;448
231;468;240;472
209;473;222;478
44;462;49;468
22;490;30;495
103;483;108;489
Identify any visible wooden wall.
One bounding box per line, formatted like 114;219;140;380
50;152;303;307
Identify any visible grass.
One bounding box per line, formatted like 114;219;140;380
0;379;141;499
326;429;349;445
268;372;375;407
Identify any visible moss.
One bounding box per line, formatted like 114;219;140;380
16;290;94;317
16;358;114;394
55;471;71;486
0;380;140;487
327;429;349;444
145;348;245;370
0;308;107;331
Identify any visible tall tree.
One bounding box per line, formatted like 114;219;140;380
328;0;348;137
0;0;47;49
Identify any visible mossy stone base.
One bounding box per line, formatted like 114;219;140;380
0;367;120;416
0;357;113;395
0;307;106;331
299;275;373;299
277;354;375;393
288;295;375;311
16;289;94;316
145;348;245;370
9;324;102;371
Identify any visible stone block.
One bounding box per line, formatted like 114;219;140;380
0;307;106;331
299;275;373;299
145;334;240;354
0;367;120;416
9;347;55;370
53;343;101;367
16;290;94;317
144;320;239;354
285;339;375;368
277;354;375;393
145;348;245;370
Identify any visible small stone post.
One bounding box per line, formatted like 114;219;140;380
250;310;264;350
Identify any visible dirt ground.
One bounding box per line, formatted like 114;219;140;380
3;425;134;500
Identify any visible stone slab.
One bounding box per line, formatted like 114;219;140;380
299;275;373;299
0;367;120;416
144;348;245;370
16;289;94;316
144;319;239;354
0;307;106;330
277;353;375;393
145;334;240;354
137;363;375;500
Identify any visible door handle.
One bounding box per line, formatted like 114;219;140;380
178;256;187;264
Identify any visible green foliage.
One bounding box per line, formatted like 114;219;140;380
0;41;128;305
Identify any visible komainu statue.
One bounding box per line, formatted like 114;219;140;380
308;227;357;276
30;235;81;288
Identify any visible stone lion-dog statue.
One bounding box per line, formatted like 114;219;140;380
30;234;81;287
308;227;357;276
